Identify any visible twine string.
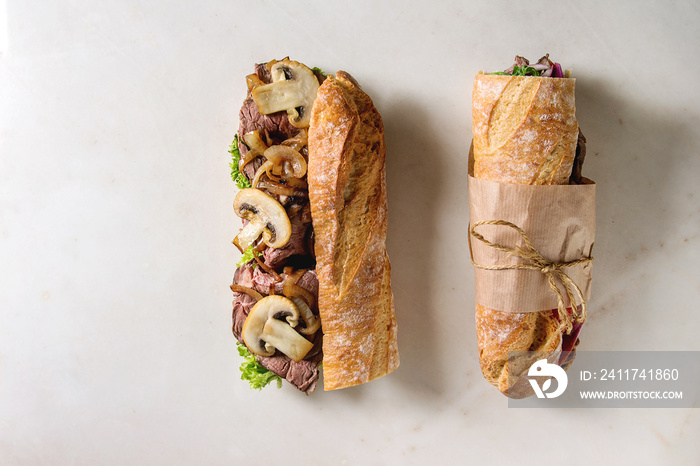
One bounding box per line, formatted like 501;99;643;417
469;220;594;334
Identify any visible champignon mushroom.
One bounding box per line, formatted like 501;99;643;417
233;188;292;251
251;60;320;128
241;295;314;362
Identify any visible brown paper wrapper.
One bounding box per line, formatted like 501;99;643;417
468;171;595;313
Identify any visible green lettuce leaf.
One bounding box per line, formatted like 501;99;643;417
511;65;540;76
311;66;327;78
229;135;252;189
489;65;541;77
236;245;260;268
237;343;282;390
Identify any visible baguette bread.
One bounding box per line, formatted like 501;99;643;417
231;60;398;393
308;72;399;390
471;72;580;397
472;74;578;185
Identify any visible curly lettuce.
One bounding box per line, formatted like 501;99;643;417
236;245;260;268
237;343;282;390
229;135;252;189
491;65;541;76
488;54;567;78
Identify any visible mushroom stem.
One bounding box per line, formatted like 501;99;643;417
262;318;314;363
234;216;267;251
253;81;304;114
251;60;320;128
241;295;312;361
233;188;292;249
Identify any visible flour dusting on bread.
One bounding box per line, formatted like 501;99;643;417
308;72;399;390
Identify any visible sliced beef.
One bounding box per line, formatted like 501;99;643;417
505;55;530;74
231;265;257;344
257;353;320;394
232;295;255;345
237;61;299;179
238;96;298;153
262;204;313;269
248;266;319;305
292;269;319;297
235;259;256;288
231;263;321;393
254;62;271;83
514;55;530;67
536;54;554;67
241;154;263;182
250;265;280;295
233;60;323;394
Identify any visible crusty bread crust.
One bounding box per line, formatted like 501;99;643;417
475;306;562;397
472;74;578;185
308;71;399;390
472;74;578;396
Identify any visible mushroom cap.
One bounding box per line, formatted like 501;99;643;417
241;295;299;357
251;59;320;129
241;295;313;362
233;188;292;249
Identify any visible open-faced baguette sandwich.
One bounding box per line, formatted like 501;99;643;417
229;58;398;393
470;54;591;398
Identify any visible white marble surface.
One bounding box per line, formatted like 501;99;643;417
2;1;699;464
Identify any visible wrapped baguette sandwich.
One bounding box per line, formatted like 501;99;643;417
229;58;398;393
470;54;594;398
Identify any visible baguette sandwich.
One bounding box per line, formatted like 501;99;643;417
229;58;398;393
471;54;589;398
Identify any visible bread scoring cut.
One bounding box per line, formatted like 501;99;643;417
308;71;399;390
471;73;579;397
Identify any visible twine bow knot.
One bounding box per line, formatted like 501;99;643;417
469;219;594;334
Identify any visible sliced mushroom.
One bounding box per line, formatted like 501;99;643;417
263;145;307;178
251;60;320;128
233;188;291;251
241;295;314;362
